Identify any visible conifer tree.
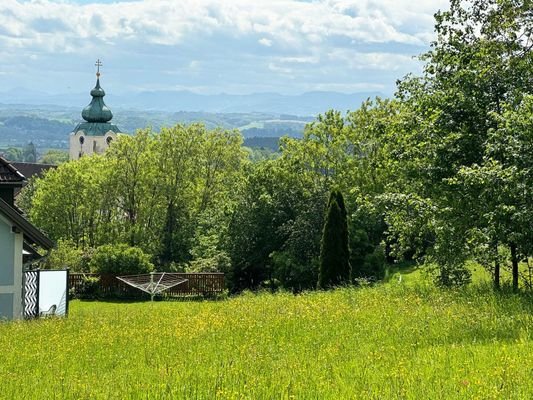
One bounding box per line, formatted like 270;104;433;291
318;191;351;288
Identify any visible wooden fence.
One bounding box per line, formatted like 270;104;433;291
69;272;225;299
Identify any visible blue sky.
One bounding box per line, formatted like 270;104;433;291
0;0;450;96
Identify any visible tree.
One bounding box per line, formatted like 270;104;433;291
28;123;248;274
40;149;69;165
89;244;154;275
225;161;303;291
30;155;108;247
105;129;160;249
318;191;351;289
280;110;348;195
453;98;533;290
388;0;533;286
3;147;23;162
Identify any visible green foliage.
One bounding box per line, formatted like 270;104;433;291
30;155;109;247
29;124;247;264
385;0;533;287
21;0;533;292
42;239;89;272
186;252;231;273
15;177;37;215
70;275;100;299
3;147;23;162
1;143;39;162
39;149;69;165
269;250;319;292
225;161;298;291
89;244;154;275
318;191;351;288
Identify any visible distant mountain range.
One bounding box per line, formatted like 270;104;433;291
0;88;384;116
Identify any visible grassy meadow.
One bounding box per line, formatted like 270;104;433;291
1;280;533;399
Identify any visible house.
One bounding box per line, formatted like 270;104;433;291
11;162;57;196
0;157;54;320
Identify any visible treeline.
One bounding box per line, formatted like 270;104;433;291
0;116;72;148
243;137;280;151
22;0;532;292
1;145;69;164
1;142;38;162
241;126;302;139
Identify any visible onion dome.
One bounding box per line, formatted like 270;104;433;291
72;60;122;137
81;78;113;123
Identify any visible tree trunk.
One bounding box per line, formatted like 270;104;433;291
493;241;500;290
494;258;500;290
160;201;176;265
510;243;519;292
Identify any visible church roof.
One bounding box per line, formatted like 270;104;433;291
82;78;113;123
73;122;121;136
0;157;26;186
73;66;122;136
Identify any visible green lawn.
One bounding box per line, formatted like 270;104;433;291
1;283;532;399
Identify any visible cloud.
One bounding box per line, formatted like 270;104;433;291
327;49;417;71
259;38;273;47
1;0;446;49
0;0;449;95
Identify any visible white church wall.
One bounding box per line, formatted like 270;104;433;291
69;131;118;160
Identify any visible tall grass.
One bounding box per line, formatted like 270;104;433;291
0;284;532;399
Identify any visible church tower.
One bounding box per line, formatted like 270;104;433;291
70;60;122;160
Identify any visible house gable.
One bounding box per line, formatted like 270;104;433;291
0;158;55;321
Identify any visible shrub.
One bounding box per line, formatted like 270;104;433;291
434;264;472;287
186;251;230;273
70;275;100;299
42;239;89;272
270;250;319;292
361;245;387;281
89;244;154;275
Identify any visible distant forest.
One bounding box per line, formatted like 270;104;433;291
0;109;308;154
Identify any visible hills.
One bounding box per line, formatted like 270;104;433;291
0;89;382;115
0;89;384;153
0;106;313;152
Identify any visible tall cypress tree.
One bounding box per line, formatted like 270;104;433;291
318;191;351;288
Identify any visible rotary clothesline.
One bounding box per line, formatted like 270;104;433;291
116;272;188;301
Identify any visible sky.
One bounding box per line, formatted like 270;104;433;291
0;0;450;96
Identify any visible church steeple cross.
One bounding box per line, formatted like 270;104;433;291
95;59;103;77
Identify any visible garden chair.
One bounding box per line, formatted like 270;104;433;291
39;304;57;318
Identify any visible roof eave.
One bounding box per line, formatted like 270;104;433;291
0;198;54;250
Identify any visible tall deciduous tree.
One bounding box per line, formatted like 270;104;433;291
29;123;247;270
390;0;533;286
30;155;108;247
